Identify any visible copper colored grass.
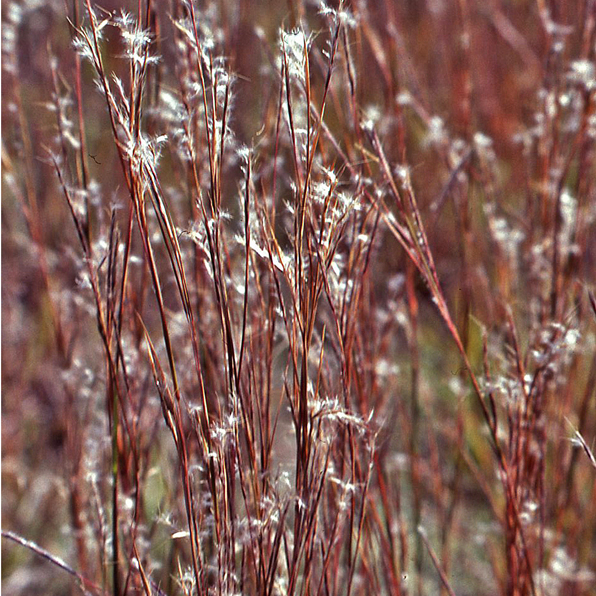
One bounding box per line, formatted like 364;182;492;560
2;1;595;596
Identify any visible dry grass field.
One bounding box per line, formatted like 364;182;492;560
2;1;596;595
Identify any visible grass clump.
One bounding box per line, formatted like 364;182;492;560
2;1;595;595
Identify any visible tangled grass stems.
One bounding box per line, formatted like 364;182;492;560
2;2;595;596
